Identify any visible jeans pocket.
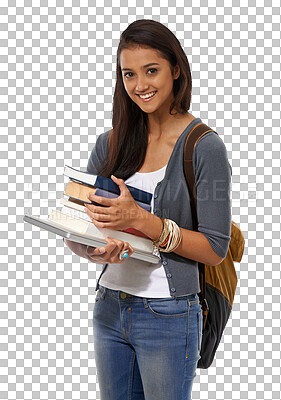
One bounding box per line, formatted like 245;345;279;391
145;298;189;318
95;286;106;305
197;308;203;352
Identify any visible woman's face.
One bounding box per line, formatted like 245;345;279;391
120;46;180;116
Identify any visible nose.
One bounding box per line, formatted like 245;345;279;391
135;76;149;92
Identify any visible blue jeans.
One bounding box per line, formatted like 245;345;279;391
92;285;203;400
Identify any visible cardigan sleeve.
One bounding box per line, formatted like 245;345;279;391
87;130;110;175
193;131;232;259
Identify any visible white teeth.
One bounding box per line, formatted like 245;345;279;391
139;91;156;99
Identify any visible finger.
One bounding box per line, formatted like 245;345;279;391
111;175;130;197
102;237;122;259
105;237;128;249
104;237;131;262
88;242;115;260
87;246;105;257
85;202;112;215
87;238;116;256
87;193;114;207
88;216;117;229
86;208;112;222
128;243;134;254
122;242;134;254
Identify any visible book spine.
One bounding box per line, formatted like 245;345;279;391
126;184;153;205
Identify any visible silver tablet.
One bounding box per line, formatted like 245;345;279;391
23;215;161;264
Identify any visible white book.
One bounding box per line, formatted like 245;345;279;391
23;211;161;264
60;202;91;222
48;209;155;253
60;197;85;213
63;165;97;187
62;205;91;222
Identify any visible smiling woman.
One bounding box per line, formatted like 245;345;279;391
120;47;180;115
64;18;232;400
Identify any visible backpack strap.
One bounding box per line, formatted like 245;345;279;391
183;123;216;227
183;122;218;326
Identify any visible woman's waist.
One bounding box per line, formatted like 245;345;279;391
98;284;199;302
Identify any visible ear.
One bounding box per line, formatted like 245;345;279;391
173;64;180;80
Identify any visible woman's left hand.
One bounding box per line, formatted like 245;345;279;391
84;175;143;230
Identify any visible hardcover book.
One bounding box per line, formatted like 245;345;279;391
64;165;152;205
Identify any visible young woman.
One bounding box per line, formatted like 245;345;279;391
65;19;232;400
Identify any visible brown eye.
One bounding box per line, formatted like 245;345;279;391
124;72;133;78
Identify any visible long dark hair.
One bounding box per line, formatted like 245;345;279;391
97;19;192;180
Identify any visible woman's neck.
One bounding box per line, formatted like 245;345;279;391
147;112;196;141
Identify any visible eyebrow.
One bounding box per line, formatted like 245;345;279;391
121;63;160;72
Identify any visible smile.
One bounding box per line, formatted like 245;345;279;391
137;91;157;102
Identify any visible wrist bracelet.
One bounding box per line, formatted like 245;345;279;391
153;218;170;247
153;218;182;253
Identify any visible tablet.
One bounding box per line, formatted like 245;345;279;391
23;215;161;264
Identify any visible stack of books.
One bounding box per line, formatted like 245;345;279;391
23;166;161;264
60;165;152;239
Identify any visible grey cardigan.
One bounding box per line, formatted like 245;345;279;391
87;117;232;298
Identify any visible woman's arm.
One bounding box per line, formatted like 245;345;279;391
134;211;223;266
134;132;232;266
64;214;221;265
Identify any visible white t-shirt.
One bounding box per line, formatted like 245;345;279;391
99;164;172;298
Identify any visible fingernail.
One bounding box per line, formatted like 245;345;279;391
99;248;105;254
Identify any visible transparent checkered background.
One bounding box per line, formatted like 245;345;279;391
1;1;280;399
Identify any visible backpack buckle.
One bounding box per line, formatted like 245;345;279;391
201;297;209;312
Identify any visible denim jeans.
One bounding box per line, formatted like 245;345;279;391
92;285;203;400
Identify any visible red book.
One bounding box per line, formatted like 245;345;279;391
122;228;150;239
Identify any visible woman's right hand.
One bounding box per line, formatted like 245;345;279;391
86;237;134;264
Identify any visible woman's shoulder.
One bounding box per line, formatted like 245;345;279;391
192;128;232;175
96;128;112;145
195;129;228;156
89;129;112;154
87;129;112;174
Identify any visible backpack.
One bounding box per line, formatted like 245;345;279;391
183;122;245;369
